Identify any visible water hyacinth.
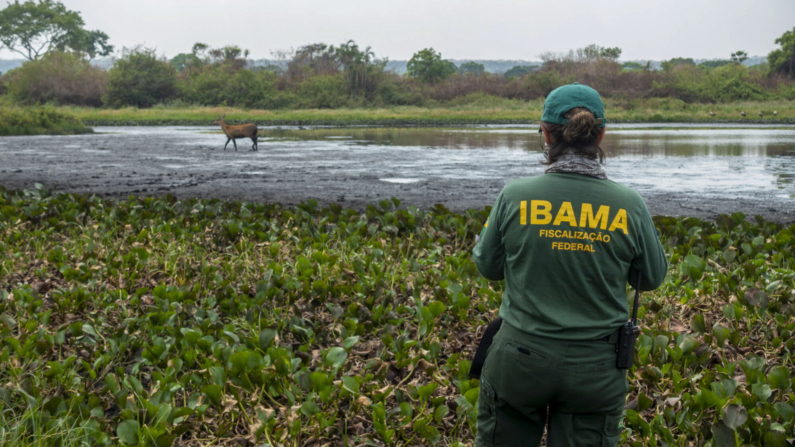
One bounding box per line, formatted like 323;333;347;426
0;185;793;446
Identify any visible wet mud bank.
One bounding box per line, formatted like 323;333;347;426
0;126;793;224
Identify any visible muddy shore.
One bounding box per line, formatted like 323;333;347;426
0;127;792;224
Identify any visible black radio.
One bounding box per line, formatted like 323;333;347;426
616;270;642;369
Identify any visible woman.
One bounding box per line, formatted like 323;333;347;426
472;83;668;447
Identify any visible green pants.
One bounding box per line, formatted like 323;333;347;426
475;322;628;447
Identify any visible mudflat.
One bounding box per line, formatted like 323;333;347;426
0;126;793;223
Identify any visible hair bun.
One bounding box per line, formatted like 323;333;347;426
562;108;596;143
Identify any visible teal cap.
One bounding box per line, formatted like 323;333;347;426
541;82;606;127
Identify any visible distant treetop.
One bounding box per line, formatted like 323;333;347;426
0;0;113;61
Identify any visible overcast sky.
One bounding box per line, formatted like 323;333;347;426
3;0;794;61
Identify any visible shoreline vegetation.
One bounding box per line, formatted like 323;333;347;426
59;99;795;127
0;188;794;446
0;107;92;136
0;99;790;135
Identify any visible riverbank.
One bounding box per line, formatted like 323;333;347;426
0;107;93;136
61;99;795;126
1;126;792;224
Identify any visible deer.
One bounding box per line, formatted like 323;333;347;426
213;115;258;151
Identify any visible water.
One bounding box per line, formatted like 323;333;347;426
253;126;795;199
0;125;793;219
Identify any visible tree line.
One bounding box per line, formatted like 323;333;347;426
1;0;794;109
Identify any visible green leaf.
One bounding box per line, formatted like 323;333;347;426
229;350;252;375
325;347;347;369
679;337;700;356
690;314;706;334
201;384;223;407
105;373;120;394
751;382;772;402
712;325;730;348
418;382;438;400
116;420;140;445
258;329;276;350
341;376;359;394
209;366;225;386
774;402;794;422
766;280;782;293
300;400;320;417
0;314;16;329
400;402;414;418
711;421;737;447
722;403;747;430
82;324;98;337
343;336;360;351
695;388;723;410
637;393;653;412
433;404;449;423
763;428;787;447
768;366;790;391
464;387;479;406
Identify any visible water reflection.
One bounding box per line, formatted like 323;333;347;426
259;126;795;198
263;127;795;158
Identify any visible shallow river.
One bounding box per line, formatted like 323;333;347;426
0;124;793;222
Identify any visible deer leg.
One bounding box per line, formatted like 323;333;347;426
224;138;230;151
251;136;258;151
232;139;238;152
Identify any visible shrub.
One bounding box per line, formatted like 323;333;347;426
295;75;350;108
177;65;281;108
372;77;424;106
0;106;89;135
2;52;106;106
103;47;177;108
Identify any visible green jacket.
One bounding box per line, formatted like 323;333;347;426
473;173;668;340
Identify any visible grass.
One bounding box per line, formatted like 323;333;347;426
56;98;795;127
0;107;93;136
0;187;794;446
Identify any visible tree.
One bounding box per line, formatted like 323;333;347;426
103;47;177;108
0;0;112;60
698;60;732;69
457;61;485;76
504;65;534;79
3;51;106;105
406;48;456;84
56;29;112;60
287;43;339;80
731;51;748;64
208;45;249;66
599;46;622;61
661;57;695;71
170;52;202;72
336;40;380;97
768;27;795;77
621;61;644;71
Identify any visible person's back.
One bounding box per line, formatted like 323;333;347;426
474;173;667;340
471;83;668;447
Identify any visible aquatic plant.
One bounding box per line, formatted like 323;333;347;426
0;186;793;446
